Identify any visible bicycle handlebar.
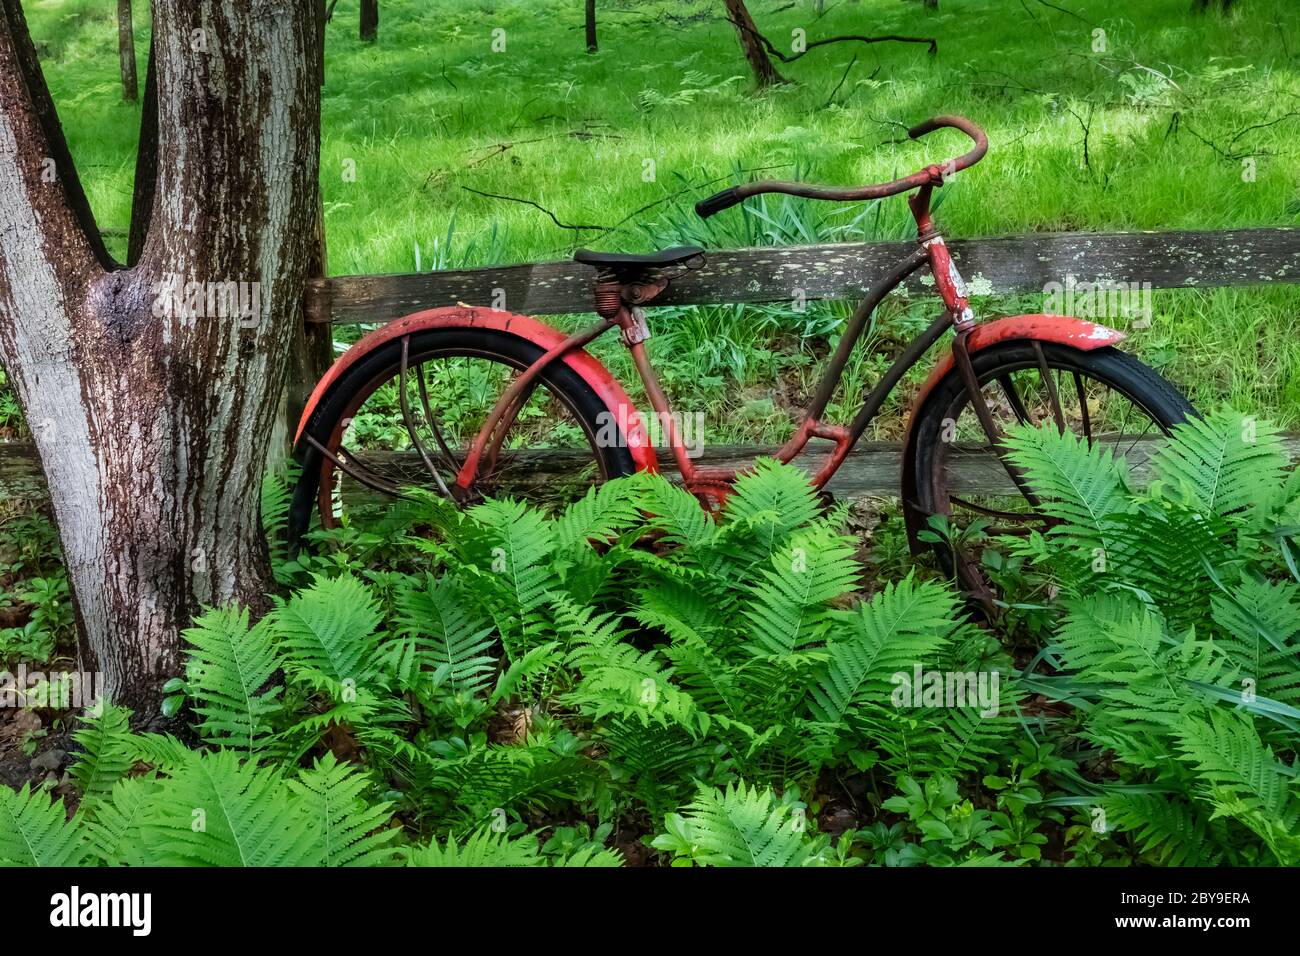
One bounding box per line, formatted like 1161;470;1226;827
694;114;988;219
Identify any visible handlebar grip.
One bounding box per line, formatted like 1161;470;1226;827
695;187;744;219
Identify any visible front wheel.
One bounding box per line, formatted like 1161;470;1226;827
909;340;1195;601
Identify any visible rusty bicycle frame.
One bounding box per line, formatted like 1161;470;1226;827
297;113;1132;586
450;116;1035;508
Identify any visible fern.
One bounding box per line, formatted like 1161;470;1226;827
1150;408;1287;516
1100;793;1223;866
69;703;138;806
809;573;960;724
1175;709;1300;865
1002;421;1129;560
182;607;282;753
743;524;860;658
457;497;559;655
286;753;400;866
0;784;86;866
261;463;299;585
407;829;543;866
1210;576;1300;707
144;750;318;867
273;574;385;695
84;777;160;866
558;597;700;731
652;782;827;866
392;574;497;696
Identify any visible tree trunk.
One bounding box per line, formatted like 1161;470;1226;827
360;0;378;41
584;0;596;52
116;0;137;101
722;0;784;88
0;0;323;712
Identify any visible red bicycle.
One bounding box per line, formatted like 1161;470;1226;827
290;116;1193;598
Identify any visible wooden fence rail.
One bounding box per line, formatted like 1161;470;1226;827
5;226;1300;506
305;227;1300;325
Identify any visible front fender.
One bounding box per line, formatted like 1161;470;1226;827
293;306;658;472
900;314;1125;551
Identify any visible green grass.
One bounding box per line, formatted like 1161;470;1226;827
16;0;1300;437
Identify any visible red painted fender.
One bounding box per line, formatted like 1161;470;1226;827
900;314;1125;550
294;306;658;472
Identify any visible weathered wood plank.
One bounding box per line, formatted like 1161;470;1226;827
12;435;1296;509
0;442;47;505
304;227;1300;326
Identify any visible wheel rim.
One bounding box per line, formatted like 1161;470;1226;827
315;344;611;529
921;347;1175;601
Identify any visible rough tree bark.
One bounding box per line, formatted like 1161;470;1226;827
116;0;137;101
584;0;596;53
360;0;377;41
722;0;784;88
0;0;323;711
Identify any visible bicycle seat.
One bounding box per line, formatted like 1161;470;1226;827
573;246;705;270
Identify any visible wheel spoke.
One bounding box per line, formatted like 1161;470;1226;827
399;335;453;498
1073;371;1092;444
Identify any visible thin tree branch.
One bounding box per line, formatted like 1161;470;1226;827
726;14;937;63
460;186;609;231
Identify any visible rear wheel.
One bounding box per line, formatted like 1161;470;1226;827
289;329;637;541
910;341;1194;601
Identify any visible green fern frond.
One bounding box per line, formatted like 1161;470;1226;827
406;829;542;866
457;497;560;653
1100;793;1222;866
744;524;861;658
69;703;139;807
652;782;827;867
1054;594;1230;730
719;457;824;567
554;474;649;551
261;463;299;586
642;477;719;554
1211;576;1300;706
0;784;87;866
144;750;318;867
182;606;282;753
557;597;698;729
272;574;384;696
1003;421;1129;556
286;753;400;866
84;777;160;866
434;739;591;826
1175;708;1300;865
391;574;497;696
1151;408;1287;516
809;573;960;723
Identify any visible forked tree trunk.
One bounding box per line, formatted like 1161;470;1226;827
360;0;378;41
722;0;784;88
116;0;137;101
584;0;596;52
0;0;323;712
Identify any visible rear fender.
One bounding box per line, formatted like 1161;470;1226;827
293;306;658;472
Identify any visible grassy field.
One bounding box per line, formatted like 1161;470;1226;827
11;0;1300;443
